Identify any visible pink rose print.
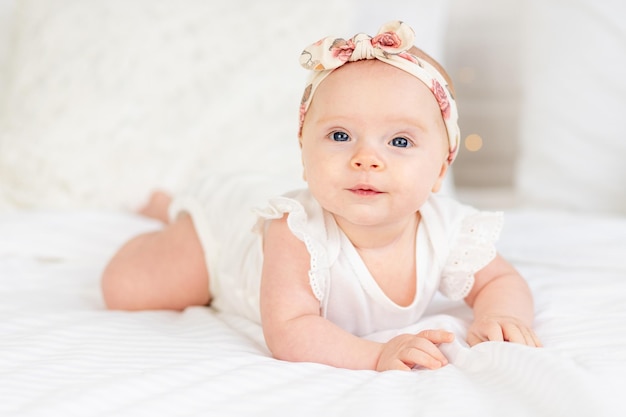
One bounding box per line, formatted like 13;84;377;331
431;79;450;120
298;103;306;135
398;52;419;64
447;144;458;164
371;31;401;49
298;84;312;135
330;39;355;62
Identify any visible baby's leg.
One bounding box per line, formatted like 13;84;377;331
101;213;210;310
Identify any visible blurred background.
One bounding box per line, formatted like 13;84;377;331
0;0;624;213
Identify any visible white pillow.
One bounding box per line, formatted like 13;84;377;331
516;0;626;214
0;0;353;211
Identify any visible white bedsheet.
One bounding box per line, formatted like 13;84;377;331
1;209;625;416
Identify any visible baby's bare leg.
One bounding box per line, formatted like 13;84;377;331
101;213;210;310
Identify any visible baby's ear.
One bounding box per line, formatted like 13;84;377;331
431;161;450;193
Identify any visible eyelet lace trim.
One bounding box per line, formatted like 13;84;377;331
254;196;328;302
440;211;503;300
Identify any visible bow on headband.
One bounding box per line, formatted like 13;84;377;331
298;21;460;164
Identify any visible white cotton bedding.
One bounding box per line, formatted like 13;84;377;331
1;208;625;417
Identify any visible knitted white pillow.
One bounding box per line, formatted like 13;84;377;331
0;0;352;210
515;0;626;214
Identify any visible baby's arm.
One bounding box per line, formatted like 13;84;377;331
464;254;542;347
260;216;453;371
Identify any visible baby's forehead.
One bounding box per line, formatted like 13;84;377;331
321;59;433;94
310;61;443;123
330;58;401;74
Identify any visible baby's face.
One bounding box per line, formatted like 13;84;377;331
299;60;449;229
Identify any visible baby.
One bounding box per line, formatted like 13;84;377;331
102;21;541;372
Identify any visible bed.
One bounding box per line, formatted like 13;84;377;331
1;1;625;416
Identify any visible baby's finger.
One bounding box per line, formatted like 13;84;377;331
386;359;412;372
484;323;505;342
502;324;526;344
530;330;543;347
411;337;450;366
466;331;483;347
402;347;447;370
521;327;543;347
416;329;455;344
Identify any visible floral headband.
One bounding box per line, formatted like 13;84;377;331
299;20;460;164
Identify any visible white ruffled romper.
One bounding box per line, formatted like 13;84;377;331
169;174;503;337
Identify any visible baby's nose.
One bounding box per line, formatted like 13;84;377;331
350;147;384;170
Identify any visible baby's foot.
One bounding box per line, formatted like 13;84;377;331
138;190;172;223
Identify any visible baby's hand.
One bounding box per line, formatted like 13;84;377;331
376;329;455;371
467;315;542;347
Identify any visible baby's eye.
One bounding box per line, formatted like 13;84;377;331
390;137;410;148
331;131;350;142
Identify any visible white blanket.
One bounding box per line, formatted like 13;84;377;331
1;209;625;416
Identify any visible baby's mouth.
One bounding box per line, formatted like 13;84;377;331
349;185;383;196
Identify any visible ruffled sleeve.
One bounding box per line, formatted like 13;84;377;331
253;190;333;305
439;211;503;300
